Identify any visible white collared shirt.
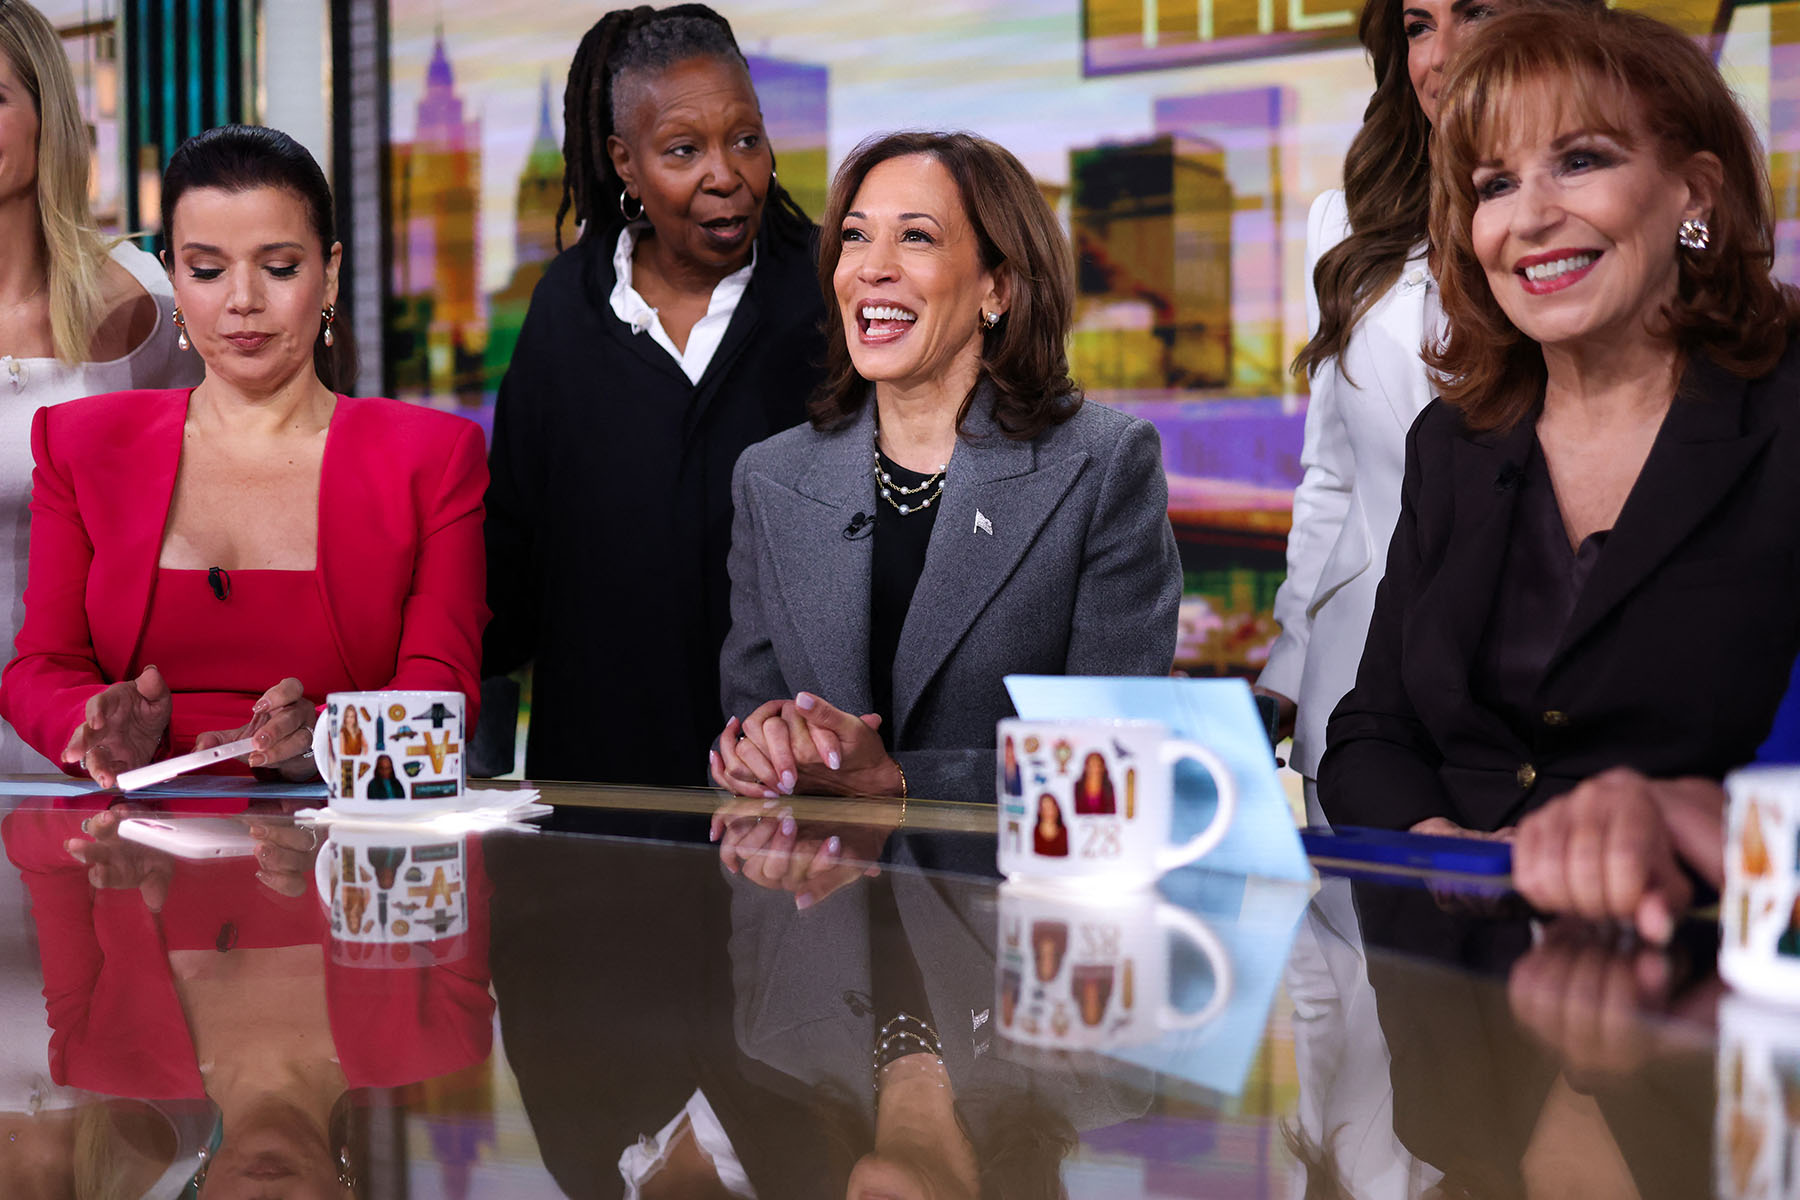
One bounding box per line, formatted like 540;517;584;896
617;1088;756;1199
610;224;756;384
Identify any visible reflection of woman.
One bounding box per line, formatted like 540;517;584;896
0;126;486;787
367;755;405;800
1321;7;1800;834
1257;0;1596;821
483;4;825;786
0;2;201;772
1033;794;1069;859
340;705;365;756
1073;751;1115;815
1031;919;1069;984
1001;735;1022;797
2;802;493;1196
715;132;1181;808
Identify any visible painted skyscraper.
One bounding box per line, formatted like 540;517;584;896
391;25;484;400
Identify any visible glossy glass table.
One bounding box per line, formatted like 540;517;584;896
0;778;1727;1199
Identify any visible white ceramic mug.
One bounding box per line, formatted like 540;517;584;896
312;691;466;814
1722;765;1800;1002
993;884;1231;1052
996;718;1237;888
314;827;469;968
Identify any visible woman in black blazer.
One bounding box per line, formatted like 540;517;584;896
1318;7;1800;840
483;6;826;786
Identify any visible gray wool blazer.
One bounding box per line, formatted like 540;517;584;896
720;386;1182;803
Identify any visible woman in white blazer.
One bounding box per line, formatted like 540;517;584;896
1258;0;1592;818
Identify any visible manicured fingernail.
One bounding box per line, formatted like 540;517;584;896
763;790;779;800
709;825;720;842
781;770;795;793
780;816;796;836
249;823;268;837
253;699;269;713
826;836;841;855
80;818;92;835
796;693;816;710
248;754;265;766
828;751;841;770
796;893;815;910
256;870;274;886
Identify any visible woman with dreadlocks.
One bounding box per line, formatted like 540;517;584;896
482;4;826;787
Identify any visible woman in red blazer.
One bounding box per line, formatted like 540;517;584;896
0;125;486;785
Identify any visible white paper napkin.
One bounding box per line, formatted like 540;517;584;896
294;787;549;834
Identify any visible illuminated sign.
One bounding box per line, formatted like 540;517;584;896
1083;0;1359;75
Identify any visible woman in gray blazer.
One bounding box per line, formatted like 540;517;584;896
710;131;1181;821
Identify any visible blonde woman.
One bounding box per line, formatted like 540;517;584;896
0;0;198;771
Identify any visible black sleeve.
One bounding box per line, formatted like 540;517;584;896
481;283;551;678
1317;408;1456;829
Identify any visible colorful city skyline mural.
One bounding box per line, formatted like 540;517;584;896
384;0;1791;680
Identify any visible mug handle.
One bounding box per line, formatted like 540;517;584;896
312;717;335;788
1153;740;1238;873
312;831;335;914
1156;903;1234;1030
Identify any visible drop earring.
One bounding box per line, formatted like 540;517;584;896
173;307;189;351
322;304;336;348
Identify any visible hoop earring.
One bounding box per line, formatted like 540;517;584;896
173;307;190;351
1678;217;1711;252
619;188;644;222
322;304;336;348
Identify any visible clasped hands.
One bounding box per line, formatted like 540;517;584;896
709;691;904;799
62;666;320;787
710;692;907;910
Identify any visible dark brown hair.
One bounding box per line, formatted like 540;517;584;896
1427;5;1798;431
1294;0;1601;381
162;124;358;393
809;131;1080;440
555;4;811;252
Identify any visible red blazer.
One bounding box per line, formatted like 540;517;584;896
2;801;495;1099
0;389;489;773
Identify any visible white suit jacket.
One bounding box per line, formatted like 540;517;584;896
1260;190;1439;780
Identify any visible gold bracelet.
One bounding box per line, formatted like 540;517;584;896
894;762;909;829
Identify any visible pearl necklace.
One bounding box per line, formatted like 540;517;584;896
873;443;948;517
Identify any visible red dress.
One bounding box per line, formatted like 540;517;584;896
139;569;356;768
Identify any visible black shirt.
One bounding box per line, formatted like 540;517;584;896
1471;439;1609;740
870;451;941;740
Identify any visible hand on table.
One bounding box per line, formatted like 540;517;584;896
242;806;324;898
711;692;904;799
61;665;172;788
710;797;897;910
196;677;319;780
1409;816;1516;842
1512;768;1725;945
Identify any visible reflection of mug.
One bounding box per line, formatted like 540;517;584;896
993;884;1231;1052
312;691;465;814
996;718;1236;888
1716;993;1800;1199
314;827;468;968
1722;766;1800;1001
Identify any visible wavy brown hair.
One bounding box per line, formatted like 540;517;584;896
1294;0;1601;381
1291;0;1432;379
1427;5;1799;432
809;131;1080;440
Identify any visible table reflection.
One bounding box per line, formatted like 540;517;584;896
1;797;492;1199
0;781;1753;1198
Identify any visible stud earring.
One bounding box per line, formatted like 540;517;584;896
322;303;336;348
173;307;189;351
1678;217;1711;252
619;188;644;221
981;310;1000;331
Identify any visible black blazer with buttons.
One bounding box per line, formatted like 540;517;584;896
1318;339;1800;833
